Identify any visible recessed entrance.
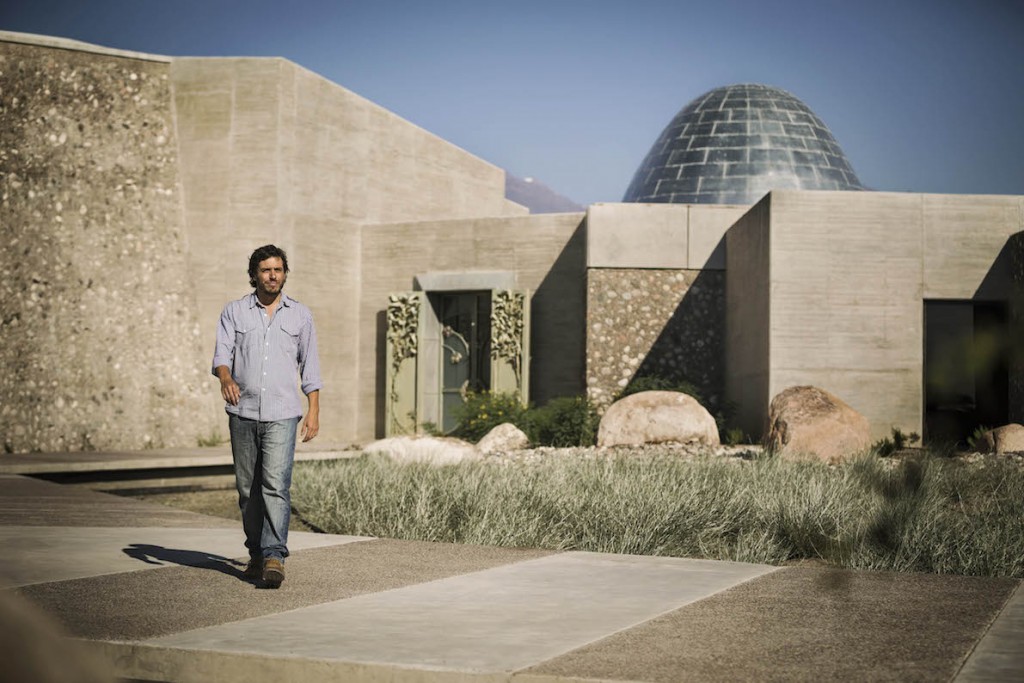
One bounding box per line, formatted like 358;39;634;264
924;300;1009;445
436;291;492;433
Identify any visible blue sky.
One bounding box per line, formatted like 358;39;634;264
2;0;1021;205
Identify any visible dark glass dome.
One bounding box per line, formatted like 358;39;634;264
623;84;863;204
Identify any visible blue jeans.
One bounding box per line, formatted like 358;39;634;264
228;414;299;562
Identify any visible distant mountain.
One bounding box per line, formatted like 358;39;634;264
505;173;585;214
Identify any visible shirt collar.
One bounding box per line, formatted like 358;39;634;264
247;292;292;309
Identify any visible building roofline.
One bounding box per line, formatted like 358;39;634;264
0;30;172;63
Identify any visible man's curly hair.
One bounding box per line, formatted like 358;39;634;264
248;244;290;288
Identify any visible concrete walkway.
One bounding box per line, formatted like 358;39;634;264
1;452;1021;682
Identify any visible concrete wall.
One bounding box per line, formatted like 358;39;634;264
587;269;724;409
585;203;745;410
1;32;531;451
586;202;747;270
768;191;925;440
170;56;527;446
0;35;218;452
359;213;587;440
729;190;1024;440
725;196;772;438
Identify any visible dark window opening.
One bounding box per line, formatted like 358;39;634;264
924;300;1009;446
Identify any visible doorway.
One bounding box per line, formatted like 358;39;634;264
924;300;1009;445
436;291;492;432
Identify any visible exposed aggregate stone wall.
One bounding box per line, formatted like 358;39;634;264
586;268;725;413
0;40;218;453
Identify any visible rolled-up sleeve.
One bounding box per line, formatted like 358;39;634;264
298;313;323;396
212;305;235;375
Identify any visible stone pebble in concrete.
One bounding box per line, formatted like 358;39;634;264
149;552;776;673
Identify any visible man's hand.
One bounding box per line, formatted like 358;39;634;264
301;411;319;442
215;366;240;406
302;390;320;442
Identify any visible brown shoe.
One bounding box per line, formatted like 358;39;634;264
243;558;263;580
262;558;285;588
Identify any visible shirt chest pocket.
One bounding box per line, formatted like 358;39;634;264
279;321;302;356
234;326;258;352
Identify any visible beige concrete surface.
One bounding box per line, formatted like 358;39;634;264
726;190;1023;440
586;202;746;269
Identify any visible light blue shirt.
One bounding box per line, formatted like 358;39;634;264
212;293;322;421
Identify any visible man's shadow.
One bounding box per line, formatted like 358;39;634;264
122;543;247;580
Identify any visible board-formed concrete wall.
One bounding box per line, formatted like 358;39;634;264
728;190;1024;440
724;197;772;439
359;213;586;439
0;36;218;452
1;32;528;451
171;56;526;446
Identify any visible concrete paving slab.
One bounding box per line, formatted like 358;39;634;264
957;583;1024;682
148;552;776;674
526;566;1019;682
19;539;554;642
0;526;368;587
0;446;357;474
0;474;238;527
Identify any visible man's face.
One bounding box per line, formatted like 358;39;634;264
255;256;286;297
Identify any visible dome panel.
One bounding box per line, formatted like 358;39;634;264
623;84;863;205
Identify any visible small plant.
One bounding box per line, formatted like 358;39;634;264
196;430;225;447
722;427;747;446
615;375;702;403
419;421;443;437
966;425;991;452
872;427;921;457
528;396;600;447
450;392;529;443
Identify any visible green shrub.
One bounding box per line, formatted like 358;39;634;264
528;396;600;447
966;425;991;452
872;427;921;457
615;375;702;403
450;391;600;447
450;392;529;443
722;427;747;446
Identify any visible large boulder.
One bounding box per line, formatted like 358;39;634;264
765;386;871;463
597;391;719;447
363;435;481;465
980;424;1024;453
477;423;530;454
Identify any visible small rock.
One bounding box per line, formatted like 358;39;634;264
765;386;870;463
981;424;1024;454
363;435;481;465
597;390;719;447
478;423;530;454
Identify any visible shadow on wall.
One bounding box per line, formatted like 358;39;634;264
628;268;727;415
375;309;388;438
529;219;588;406
969;231;1024;427
371;219;589;438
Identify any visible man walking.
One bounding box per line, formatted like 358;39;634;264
212;244;321;588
